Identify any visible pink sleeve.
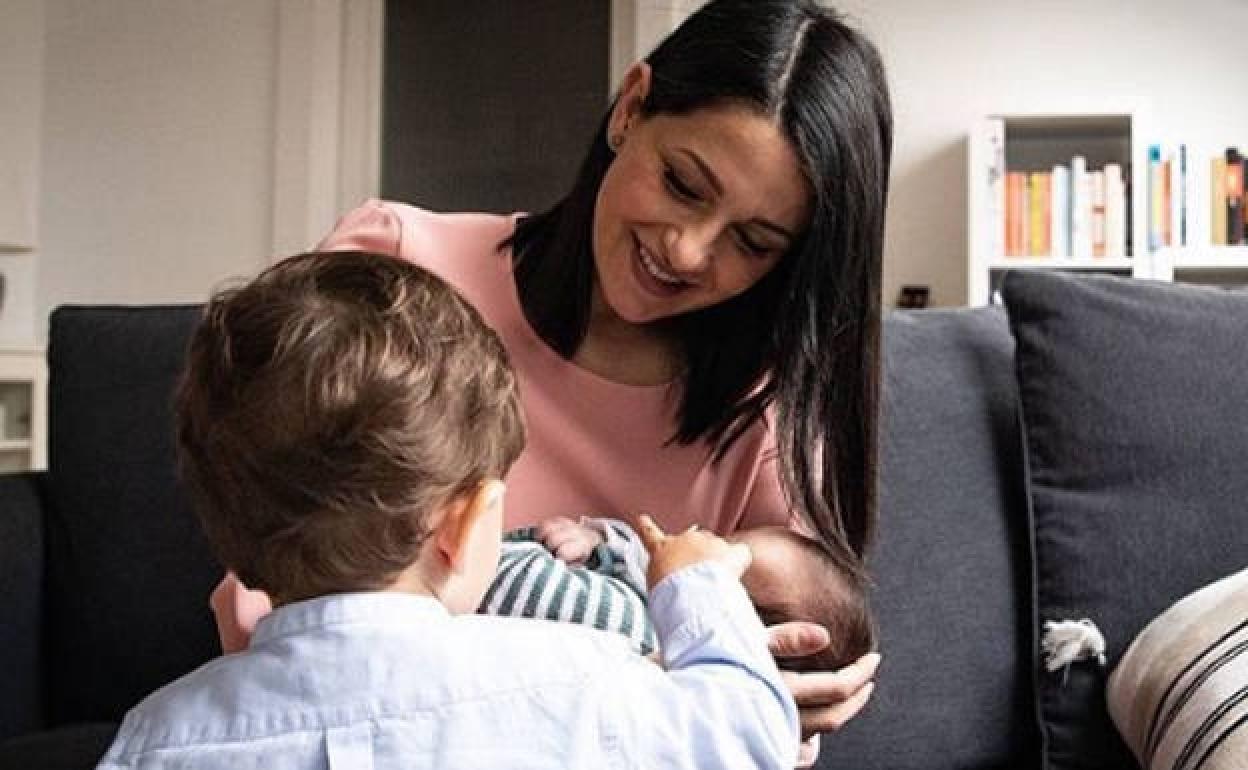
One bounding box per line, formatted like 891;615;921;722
317;199;403;257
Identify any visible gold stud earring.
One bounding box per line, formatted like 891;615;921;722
608;133;624;151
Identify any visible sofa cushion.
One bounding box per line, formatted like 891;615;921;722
1108;567;1248;770
44;306;219;725
824;306;1038;769
0;722;118;770
1002;271;1248;770
0;473;45;740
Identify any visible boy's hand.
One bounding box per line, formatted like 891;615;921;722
636;514;751;589
533;516;604;565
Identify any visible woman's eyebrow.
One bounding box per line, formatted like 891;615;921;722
678;149;796;242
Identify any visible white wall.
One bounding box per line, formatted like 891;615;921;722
37;0;280;335
0;0;44;345
15;0;1248;340
838;0;1248;306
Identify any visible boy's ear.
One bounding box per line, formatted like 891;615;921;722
435;480;505;571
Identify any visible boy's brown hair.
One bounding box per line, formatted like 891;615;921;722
176;251;524;605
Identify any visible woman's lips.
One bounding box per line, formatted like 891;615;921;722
632;237;687;298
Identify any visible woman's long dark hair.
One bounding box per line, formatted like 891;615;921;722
509;0;892;565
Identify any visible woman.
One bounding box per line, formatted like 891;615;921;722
215;0;891;759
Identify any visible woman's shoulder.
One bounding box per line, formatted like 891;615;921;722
319;198;520;261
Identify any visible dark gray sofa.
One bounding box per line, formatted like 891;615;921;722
2;269;1246;770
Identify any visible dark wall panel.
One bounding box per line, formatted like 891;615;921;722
382;1;609;214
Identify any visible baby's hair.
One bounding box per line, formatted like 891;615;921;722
744;528;875;673
176;251;525;604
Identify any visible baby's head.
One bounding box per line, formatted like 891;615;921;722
731;527;875;672
176;251;525;609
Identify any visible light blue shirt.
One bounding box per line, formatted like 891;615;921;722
97;562;799;770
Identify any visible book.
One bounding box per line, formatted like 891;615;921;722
1148;145;1163;251
1051;164;1070;258
1213;156;1228;246
1178;145;1187;247
1006;171;1026;256
1071;155;1091;258
1104;163;1127;258
1029;172;1051;256
1091;170;1107;257
1229;148;1245;245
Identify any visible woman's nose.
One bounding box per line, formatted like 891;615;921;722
663;223;714;275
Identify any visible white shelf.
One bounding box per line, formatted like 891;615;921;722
987;256;1136;270
1158;246;1248;270
0;439;32;452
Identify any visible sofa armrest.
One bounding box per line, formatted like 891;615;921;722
0;471;47;739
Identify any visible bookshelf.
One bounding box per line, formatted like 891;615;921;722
969;115;1248;303
968;113;1149;305
0;349;46;473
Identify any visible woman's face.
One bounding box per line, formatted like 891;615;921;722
592;71;812;326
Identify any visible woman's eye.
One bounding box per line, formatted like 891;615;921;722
737;231;775;257
663;168;700;201
738;234;766;255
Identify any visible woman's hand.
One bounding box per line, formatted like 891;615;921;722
209;572;273;654
768;622;880;764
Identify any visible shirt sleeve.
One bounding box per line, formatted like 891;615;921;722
317;198;403;257
599;562;800;770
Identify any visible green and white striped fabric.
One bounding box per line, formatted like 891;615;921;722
1109;567;1248;770
479;519;657;655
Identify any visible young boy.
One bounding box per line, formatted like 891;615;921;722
489;516;875;672
95;251;798;770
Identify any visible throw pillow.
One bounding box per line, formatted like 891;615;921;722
1002;270;1248;770
1108;567;1248;770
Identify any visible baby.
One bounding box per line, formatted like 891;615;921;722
488;515;875;672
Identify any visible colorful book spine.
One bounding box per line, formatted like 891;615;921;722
1228;148;1245;245
1071;155;1091;258
1213;152;1233;243
1178;145;1188;247
1050;164;1070;258
1148;145;1163;251
1029;172;1051;256
1006;171;1026;256
1091;170;1107;257
1104;164;1127;258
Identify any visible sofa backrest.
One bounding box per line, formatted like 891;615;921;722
44;305;219;725
41;303;1039;769
823;305;1038;770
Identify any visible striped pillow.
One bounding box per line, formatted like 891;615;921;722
1108;567;1248;770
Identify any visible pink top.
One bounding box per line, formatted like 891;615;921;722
319;200;793;535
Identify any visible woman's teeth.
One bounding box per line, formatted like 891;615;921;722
640;248;683;286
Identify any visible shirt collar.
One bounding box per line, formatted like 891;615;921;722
252;591;449;646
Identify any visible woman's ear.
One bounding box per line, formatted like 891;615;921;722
608;61;652;146
435;480;505;571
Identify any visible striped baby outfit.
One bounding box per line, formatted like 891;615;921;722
480;518;657;655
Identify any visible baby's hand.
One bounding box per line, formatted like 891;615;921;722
534;516;604;565
636;514;751;590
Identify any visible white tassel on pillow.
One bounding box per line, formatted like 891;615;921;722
1042;619;1107;673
